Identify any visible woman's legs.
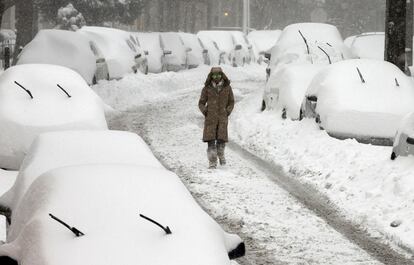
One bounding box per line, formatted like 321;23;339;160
207;140;218;168
216;140;226;165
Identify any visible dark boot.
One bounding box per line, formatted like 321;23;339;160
207;141;218;169
217;142;226;166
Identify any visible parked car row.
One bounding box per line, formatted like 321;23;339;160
0;64;245;264
261;23;414;156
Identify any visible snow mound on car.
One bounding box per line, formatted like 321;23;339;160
2;164;242;265
0;64;107;170
17;29;97;84
310;59;414;139
0;130;162;210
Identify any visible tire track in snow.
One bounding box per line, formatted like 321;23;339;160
108;90;386;265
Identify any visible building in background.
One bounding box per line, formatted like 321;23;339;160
1;6;15;30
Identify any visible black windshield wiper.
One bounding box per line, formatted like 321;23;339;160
140;214;172;235
14;81;33;99
57;84;71;98
49;213;85;237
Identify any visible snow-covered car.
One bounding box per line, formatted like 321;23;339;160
160;32;190;71
266;23;353;80
301;59;414;145
197;34;225;65
230;31;253;65
345;32;385;60
79;26;148;79
0;64;108;170
198;30;245;66
391;112;414;160
0;131;245;265
0;130;162;210
262;64;325;119
248;30;281;64
135;32;165;73
16;29;104;85
178;32;208;68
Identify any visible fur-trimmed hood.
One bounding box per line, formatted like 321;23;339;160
204;67;231;87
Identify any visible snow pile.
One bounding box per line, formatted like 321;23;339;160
135;32;163;73
92;64;264;111
264;64;325;119
309;59;414;140
0;64;107;170
79;26;138;79
178;32;205;67
0;164;242;265
17;29;96;84
0;130;162;210
160;32;187;70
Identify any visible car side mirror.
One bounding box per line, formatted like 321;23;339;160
264;52;271;60
144;50;149;55
164;50;172;55
228;242;246;260
186;47;192;53
235;44;242;50
203;49;208;54
307;95;318;102
406;136;414;145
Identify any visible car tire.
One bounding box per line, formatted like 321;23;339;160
261;100;266;111
391;152;396;160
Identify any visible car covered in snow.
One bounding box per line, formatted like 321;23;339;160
248;30;281;64
197;34;225;65
159;32;191;71
198;30;246;67
0;131;245;265
344;32;385;61
178;32;208;68
0;64;108;170
262;64;325;119
79;26;148;79
16;29;104;85
301;59;414;145
135;32;165;73
391;112;414;160
0;130;163;211
230;31;254;65
265;23;353;80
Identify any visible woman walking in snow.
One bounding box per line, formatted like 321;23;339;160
198;67;235;169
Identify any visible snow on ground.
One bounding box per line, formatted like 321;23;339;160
93;64;414;259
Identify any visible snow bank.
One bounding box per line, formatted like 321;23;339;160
309;59;414;140
178;32;205;67
79;26;138;79
264;64;325;119
135;32;163;73
2;164;242;265
17;29;96;84
0;64;107;170
0;130;162;210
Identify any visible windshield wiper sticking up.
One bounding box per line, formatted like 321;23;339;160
318;46;332;64
356;67;366;83
14;81;33;99
298;30;313;64
139;214;172;235
49;213;85;237
57;84;71;98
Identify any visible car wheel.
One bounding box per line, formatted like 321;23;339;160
391;152;396;160
261;100;266;111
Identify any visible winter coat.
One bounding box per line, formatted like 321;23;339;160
198;70;235;142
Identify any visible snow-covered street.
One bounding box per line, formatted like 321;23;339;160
94;65;414;264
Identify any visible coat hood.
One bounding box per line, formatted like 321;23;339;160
204;67;231;87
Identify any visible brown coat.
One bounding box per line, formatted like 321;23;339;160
198;71;235;142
